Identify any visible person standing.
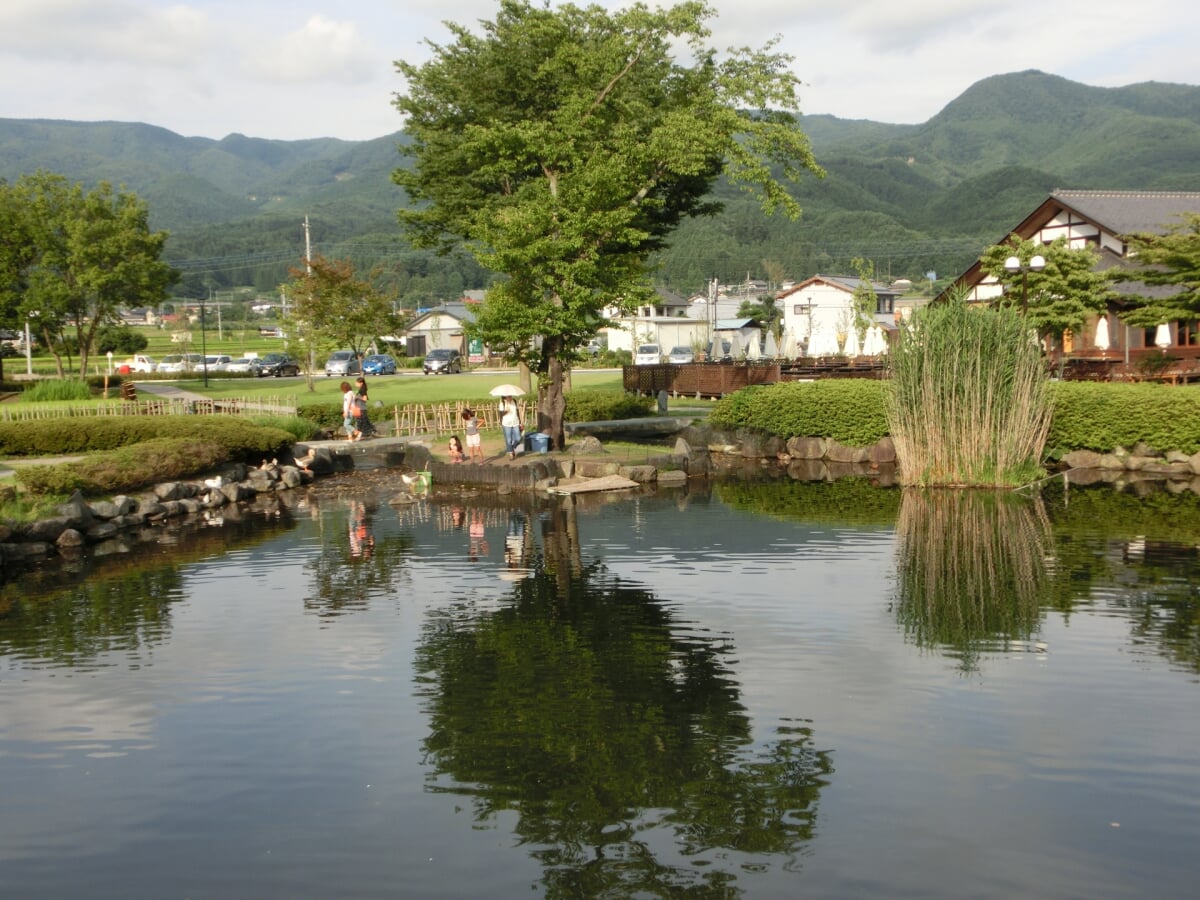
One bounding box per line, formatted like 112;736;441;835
341;381;361;441
354;376;376;437
498;395;522;460
461;407;484;463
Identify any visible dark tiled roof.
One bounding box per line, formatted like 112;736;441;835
1052;190;1200;236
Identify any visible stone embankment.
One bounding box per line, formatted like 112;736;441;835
1059;445;1200;486
0;458;316;568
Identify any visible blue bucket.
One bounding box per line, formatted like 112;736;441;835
524;432;550;454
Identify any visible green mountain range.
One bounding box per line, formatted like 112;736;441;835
3;70;1198;302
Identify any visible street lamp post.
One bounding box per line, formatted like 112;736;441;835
24;311;39;377
200;296;209;388
1004;253;1046;313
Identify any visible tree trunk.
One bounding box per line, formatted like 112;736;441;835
540;335;568;450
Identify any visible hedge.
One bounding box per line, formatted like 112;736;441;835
14;437;232;496
0;415;295;458
707;379;1200;456
709;380;891;447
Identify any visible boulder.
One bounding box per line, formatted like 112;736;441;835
618;465;657;483
825;441;869;464
56;528;86;548
786;436;826;460
1062;449;1103;470
154;482;189;501
85;522;121;542
657;469;688;486
868;437;897;465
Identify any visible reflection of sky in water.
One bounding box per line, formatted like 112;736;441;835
1;487;1198;898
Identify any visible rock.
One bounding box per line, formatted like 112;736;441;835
89;500;124;519
56;528;85;548
826;441;869;464
56;490;95;529
657;469;688;486
154;482;188;501
23;516;73;543
1132;441;1159;458
786;436;827;460
221;483;253;503
85;522;120;542
570;435;605;455
575;459;620;478
673;437;693;459
1189;452;1200;475
1062;449;1104;469
1098;454;1127;470
619;465;657;483
2;542;51;561
868;436;897;465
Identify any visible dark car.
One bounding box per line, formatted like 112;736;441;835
362;353;398;375
423;348;463;374
253;353;302;377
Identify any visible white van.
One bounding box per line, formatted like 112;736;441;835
634;343;662;365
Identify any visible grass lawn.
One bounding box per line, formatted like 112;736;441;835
181;370;627;407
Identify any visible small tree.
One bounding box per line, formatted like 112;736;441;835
979;236;1114;347
283;255;398;390
1112;212;1200;327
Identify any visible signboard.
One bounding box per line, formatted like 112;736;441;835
468;337;484;364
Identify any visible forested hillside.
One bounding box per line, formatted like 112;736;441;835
3;70;1199;305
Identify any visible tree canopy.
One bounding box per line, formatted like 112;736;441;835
0;171;177;377
393;0;822;445
979;236;1114;342
1112;212;1200;327
282;255;398;390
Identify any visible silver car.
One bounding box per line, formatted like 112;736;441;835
324;351;361;377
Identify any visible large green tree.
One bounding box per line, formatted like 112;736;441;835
2;172;177;377
1112;212;1200;327
980;236;1114;346
393;0;822;446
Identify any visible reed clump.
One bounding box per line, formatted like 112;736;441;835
887;294;1051;486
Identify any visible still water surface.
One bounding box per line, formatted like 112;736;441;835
1;478;1198;898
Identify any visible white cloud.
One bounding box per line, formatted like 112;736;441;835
246;14;380;85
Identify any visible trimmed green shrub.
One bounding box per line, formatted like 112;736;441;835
13;437;232;496
710;380;890;446
1046;381;1200;455
564;391;654;422
0;415;295;458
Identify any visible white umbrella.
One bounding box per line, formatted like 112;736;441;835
843;326;860;358
807;324;841;357
1094;316;1110;351
1155;323;1171;350
745;334;761;360
489;383;527;397
862;325;885;357
781;329;797;360
764;330;779;359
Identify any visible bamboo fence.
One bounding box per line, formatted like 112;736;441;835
0;396;298;421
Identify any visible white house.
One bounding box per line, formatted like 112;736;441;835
776;275;898;355
402;300;479;358
601;287;709;354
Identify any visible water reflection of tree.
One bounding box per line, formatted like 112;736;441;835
0;515;298;665
303;499;413;619
417;504;833;895
894;490;1051;670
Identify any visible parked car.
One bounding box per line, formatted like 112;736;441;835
423;348;463;374
584;340;602;357
324;350;361;377
634;343;662;365
362;353;398;375
223;358;256;374
668;346;694;364
157;353;204;373
253;353;302;377
121;354;157;373
203;355;232;371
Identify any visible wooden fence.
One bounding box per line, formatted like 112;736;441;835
391;400;535;438
0;395;297;422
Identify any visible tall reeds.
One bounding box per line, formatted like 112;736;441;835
887;293;1051;486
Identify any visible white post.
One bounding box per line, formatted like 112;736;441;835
24;318;32;376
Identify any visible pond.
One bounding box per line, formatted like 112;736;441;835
1;476;1198;898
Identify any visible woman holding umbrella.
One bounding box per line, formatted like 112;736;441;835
491;384;525;459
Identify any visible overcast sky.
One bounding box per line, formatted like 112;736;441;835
2;0;1198;142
